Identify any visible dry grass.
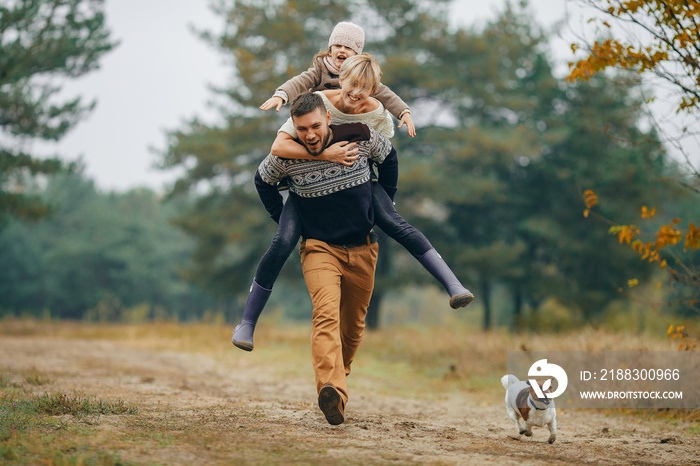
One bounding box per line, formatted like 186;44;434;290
0;318;687;405
0;318;697;465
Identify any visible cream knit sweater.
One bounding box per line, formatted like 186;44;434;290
279;91;394;139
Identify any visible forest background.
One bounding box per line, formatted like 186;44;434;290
1;0;698;338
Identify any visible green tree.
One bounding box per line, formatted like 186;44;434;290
0;168;215;320
0;0;115;225
390;3;559;329
393;3;674;328
520;73;672;322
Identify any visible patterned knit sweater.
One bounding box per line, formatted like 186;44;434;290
255;123;397;245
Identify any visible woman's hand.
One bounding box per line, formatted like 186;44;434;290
260;96;284;112
398;112;416;138
319;141;359;166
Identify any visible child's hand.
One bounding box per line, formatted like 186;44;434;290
398;113;416;138
320;141;359;165
260;96;284;112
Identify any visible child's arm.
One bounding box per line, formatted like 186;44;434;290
271;131;358;166
373;83;416;138
397;111;415;138
260;60;324;111
260;93;286;112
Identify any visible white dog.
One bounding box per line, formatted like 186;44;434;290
501;374;557;443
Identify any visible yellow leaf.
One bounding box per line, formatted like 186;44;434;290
684;222;700;251
667;324;674;335
583;190;598;209
627;278;639;287
618;225;637;244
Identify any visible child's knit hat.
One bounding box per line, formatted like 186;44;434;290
328;22;365;54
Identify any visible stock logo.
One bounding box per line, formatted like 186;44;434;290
528;359;568;399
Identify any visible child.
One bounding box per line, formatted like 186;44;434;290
232;33;472;353
260;21;416;138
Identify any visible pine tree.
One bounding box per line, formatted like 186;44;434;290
0;0;115;224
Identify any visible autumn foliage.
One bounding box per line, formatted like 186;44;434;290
668;324;697;350
572;2;699;347
584;190;700;270
583;189;699;343
567;0;700;114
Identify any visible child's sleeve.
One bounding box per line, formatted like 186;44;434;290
277;117;297;138
373;84;411;121
276;59;324;105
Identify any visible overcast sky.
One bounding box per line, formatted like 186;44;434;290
34;0;672;192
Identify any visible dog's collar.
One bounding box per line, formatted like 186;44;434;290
529;398;548;410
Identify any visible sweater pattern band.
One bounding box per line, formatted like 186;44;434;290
258;125;391;198
259;156;370;198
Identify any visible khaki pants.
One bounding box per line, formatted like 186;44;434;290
300;237;378;405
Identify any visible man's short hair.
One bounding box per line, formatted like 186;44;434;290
290;92;326;119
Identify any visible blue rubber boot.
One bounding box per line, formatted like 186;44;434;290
418;248;474;309
231;280;273;351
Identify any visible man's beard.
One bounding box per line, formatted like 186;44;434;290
304;129;332;157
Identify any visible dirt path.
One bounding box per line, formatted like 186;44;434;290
1;336;697;465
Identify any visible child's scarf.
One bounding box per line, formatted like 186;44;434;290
323;56;341;76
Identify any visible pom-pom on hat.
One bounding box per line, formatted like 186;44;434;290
328;21;365;54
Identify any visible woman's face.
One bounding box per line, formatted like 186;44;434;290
329;44;357;70
339;79;371;113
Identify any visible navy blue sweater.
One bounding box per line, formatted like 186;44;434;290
255;123;398;245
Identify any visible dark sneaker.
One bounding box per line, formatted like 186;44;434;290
318;383;345;425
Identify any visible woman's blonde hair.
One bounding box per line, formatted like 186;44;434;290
339;53;382;96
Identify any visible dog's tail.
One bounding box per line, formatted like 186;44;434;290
501;374;520;389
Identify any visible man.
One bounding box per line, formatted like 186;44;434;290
254;92;397;425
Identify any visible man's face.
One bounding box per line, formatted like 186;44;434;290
292;108;332;156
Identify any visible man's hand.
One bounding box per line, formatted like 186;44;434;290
260;96;284;112
319;141;359;166
397;112;416;138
